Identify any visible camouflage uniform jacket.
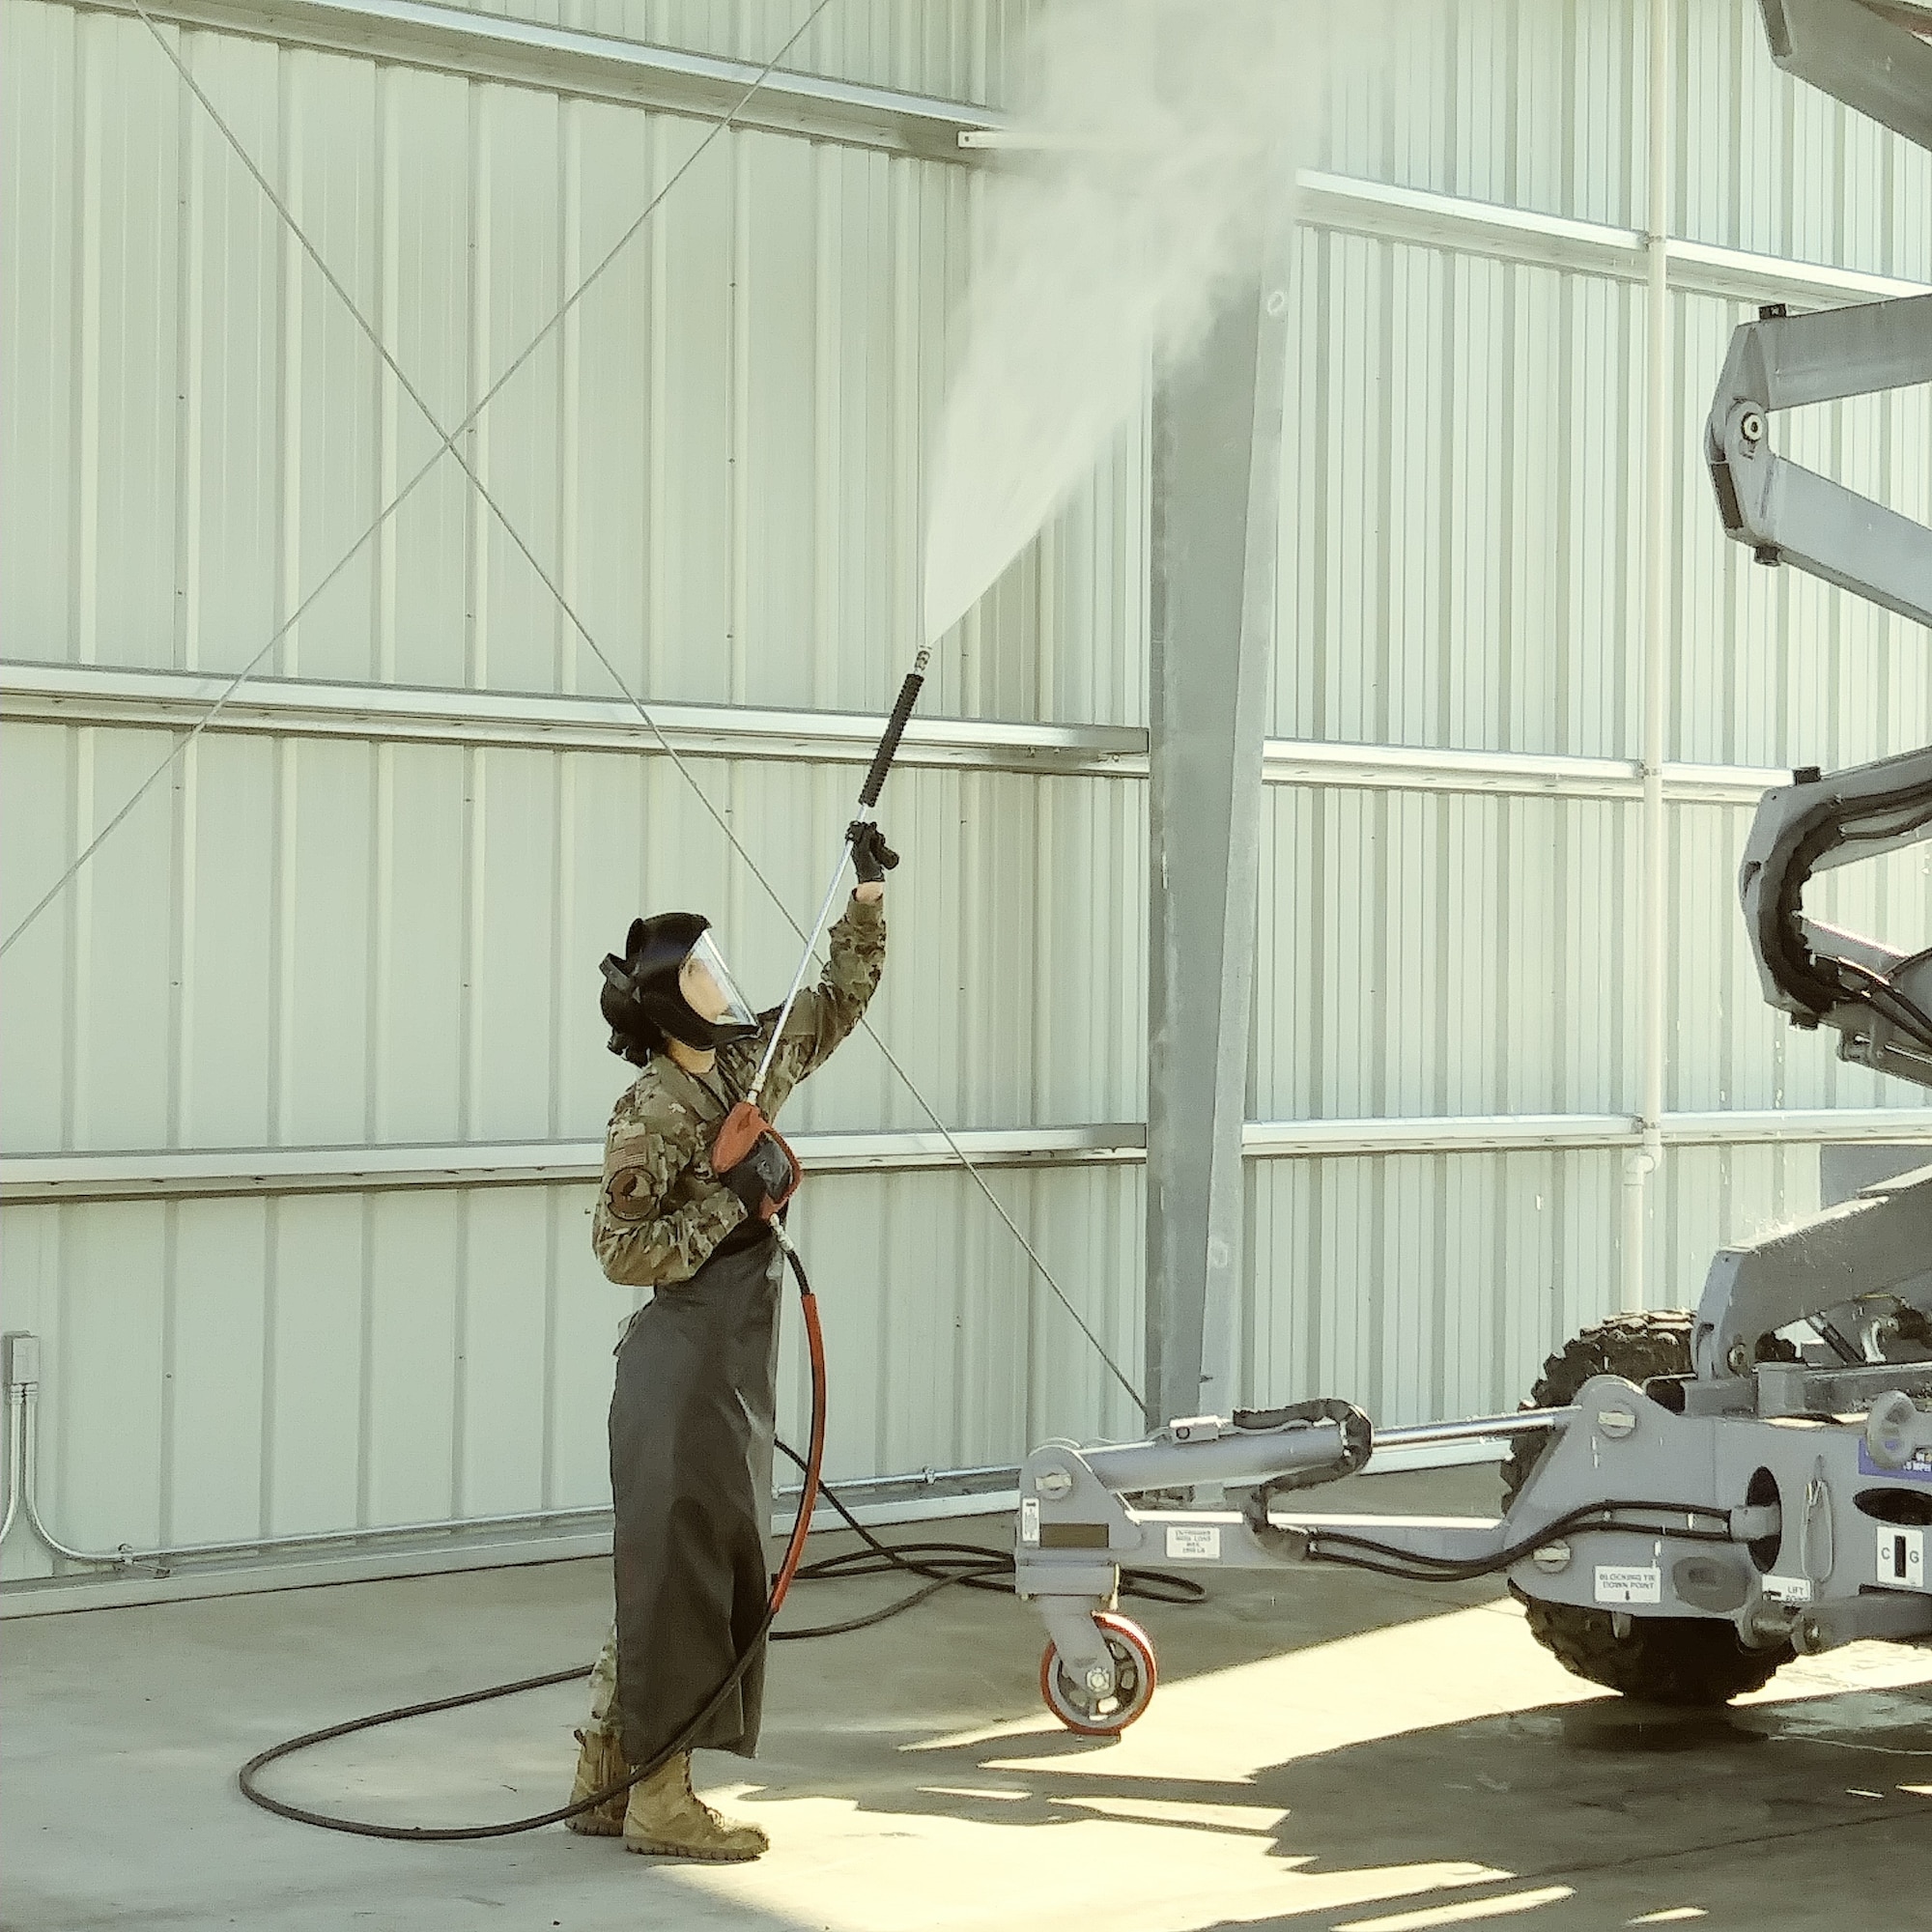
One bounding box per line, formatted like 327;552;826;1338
591;894;885;1290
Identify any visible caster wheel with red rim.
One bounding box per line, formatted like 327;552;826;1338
1038;1612;1157;1735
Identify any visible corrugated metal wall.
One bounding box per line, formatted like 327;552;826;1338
2;0;1927;1590
0;3;1140;725
0;0;1150;1587
1241;0;1931;1423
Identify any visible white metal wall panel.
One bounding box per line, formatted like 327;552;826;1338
1274;248;1929;772
1313;0;1931;270
1650;1138;1825;1311
1254;787;1636;1122
1246;1134;1842;1435
0;721;1149;1159
1313;0;1646;229
0;1161;1143;1577
1273;228;1646;759
0;4;1137;727
1245;1148;1631;1431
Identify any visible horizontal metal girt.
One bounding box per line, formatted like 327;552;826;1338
1705;292;1932;630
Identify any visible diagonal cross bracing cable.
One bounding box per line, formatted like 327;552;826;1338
0;0;837;965
14;0;1149;1416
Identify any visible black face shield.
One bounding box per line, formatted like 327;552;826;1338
600;914;759;1063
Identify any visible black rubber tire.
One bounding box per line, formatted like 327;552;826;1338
1502;1311;1793;1707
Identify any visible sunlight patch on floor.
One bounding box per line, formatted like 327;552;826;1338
1336;1883;1575;1930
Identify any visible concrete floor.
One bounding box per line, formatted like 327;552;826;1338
4;1466;1928;1932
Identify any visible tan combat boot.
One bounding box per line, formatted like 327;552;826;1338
564;1728;630;1836
622;1751;769;1861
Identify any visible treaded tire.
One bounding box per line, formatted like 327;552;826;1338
1502;1310;1793;1707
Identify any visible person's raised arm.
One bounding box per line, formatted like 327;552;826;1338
764;821;893;1086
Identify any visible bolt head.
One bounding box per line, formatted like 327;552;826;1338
1530;1540;1573;1575
1726;1341;1751;1376
1740;410;1764;444
1084;1664;1114;1694
1598;1407;1637;1439
1035;1465;1073;1501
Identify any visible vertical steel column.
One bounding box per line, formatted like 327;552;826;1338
1625;0;1672;1313
1145;213;1293;1431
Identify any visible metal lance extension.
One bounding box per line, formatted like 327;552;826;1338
750;649;926;1110
711;651;928;1202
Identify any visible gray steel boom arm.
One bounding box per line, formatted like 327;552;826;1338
1759;0;1932;152
1708;18;1932;1092
1704;292;1932;629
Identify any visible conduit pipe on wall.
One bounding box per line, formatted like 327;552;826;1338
0;1390;23;1549
0;1371;1015;1577
7;1383;597;1569
1625;0;1673;1316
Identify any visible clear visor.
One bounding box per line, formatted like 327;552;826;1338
678;931;757;1032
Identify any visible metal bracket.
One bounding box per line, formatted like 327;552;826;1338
1705;291;1932;628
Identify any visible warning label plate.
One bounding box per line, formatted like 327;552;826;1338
1859;1441;1932;1484
1166;1523;1223;1561
1593;1564;1662;1605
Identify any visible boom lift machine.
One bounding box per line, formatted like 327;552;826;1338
1015;0;1932;1733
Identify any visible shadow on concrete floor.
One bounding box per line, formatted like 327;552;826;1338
7;1465;1928;1932
809;1678;1932;1930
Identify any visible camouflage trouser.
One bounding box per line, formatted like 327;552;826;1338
583;1624;621;1741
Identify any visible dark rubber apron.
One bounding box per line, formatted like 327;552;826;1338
609;1221;782;1770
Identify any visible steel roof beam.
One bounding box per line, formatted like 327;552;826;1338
2;663;1799;804
73;0;1000;159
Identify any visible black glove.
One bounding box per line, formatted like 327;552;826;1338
721;1157;771;1220
847;820;899;886
719;1133;798;1221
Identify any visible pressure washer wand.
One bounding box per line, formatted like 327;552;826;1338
745;649;928;1112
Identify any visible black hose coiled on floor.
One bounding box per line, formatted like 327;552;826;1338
237;1238;1201;1839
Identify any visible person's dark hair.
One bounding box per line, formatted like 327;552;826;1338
600;920;674;1065
603;998;665;1065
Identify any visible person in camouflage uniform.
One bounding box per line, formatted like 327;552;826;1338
566;823;892;1862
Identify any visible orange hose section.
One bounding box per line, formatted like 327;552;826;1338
768;1287;826;1613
